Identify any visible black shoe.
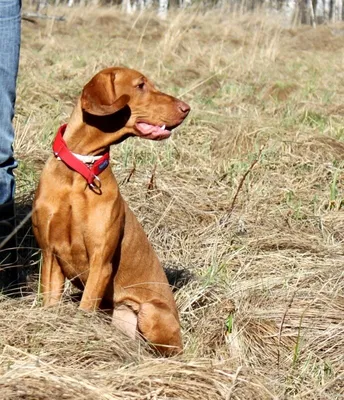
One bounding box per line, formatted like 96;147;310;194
0;201;19;293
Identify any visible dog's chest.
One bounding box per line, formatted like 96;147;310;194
49;198;121;283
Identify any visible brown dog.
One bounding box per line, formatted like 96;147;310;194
32;67;190;356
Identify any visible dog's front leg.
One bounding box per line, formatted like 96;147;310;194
41;251;65;307
79;261;112;311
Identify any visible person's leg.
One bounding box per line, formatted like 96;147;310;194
0;0;21;291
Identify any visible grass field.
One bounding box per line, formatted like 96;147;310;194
1;4;344;399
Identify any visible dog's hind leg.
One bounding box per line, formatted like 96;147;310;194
112;300;182;356
137;300;182;356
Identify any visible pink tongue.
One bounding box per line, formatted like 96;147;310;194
137;122;165;135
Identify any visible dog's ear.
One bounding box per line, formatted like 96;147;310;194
81;70;130;116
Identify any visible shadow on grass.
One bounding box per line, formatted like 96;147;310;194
0;197;39;298
16;198;40;293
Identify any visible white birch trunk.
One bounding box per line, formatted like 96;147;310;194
335;0;342;20
309;0;316;26
36;0;47;11
179;0;191;7
145;0;153;8
158;0;168;19
122;0;133;14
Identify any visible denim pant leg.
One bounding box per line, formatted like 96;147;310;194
0;0;21;205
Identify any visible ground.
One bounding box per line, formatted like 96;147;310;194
0;5;344;399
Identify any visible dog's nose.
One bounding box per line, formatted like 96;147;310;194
178;101;191;115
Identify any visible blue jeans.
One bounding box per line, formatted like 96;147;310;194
0;0;21;205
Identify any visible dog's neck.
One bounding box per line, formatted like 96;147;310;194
62;98;131;156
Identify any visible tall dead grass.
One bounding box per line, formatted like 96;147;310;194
2;3;344;399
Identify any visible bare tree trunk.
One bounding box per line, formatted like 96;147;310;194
335;0;343;20
309;0;316;26
158;0;168;19
179;0;191;7
312;0;318;23
36;0;47;12
329;0;335;20
299;0;309;23
138;0;145;11
321;0;326;20
122;0;133;13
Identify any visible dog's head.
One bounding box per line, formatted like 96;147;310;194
81;67;190;141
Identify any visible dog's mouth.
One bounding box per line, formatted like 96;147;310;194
135;122;172;140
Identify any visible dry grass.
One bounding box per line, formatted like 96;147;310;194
2;3;344;399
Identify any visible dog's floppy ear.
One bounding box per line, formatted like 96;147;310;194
81;70;130;116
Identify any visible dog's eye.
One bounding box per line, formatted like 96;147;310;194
136;82;145;90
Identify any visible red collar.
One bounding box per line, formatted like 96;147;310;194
52;124;110;189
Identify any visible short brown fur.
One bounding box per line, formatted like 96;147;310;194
32;67;190;356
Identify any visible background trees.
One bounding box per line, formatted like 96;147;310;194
29;0;344;24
